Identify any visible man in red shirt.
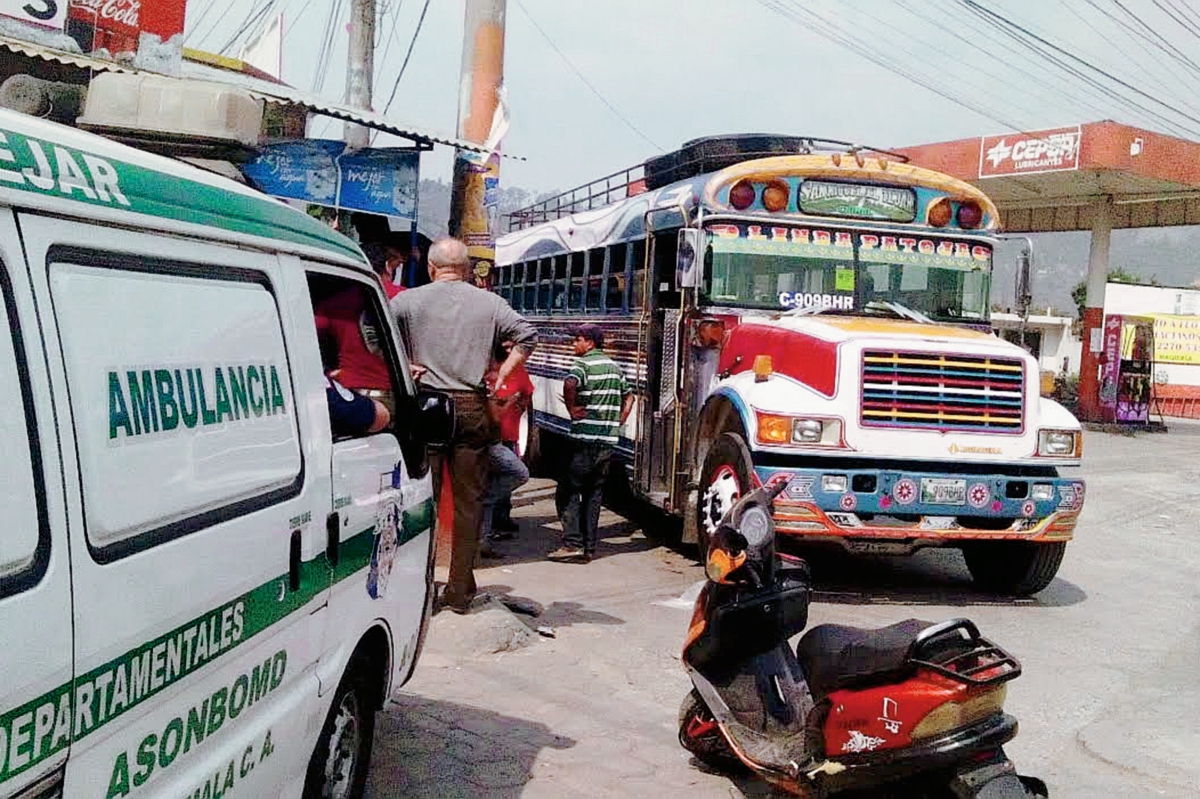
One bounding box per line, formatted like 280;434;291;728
314;242;403;406
480;343;534;553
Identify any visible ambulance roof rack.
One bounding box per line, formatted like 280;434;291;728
504;134;910;232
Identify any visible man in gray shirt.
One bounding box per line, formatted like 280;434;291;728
391;237;536;614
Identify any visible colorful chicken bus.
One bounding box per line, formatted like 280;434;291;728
494;135;1084;595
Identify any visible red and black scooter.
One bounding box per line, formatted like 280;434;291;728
679;482;1048;797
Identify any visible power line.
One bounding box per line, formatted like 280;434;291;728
382;0;431;115
755;0;1036;136
959;0;1200;138
219;0;276;55
284;0;320;41
514;0;664;153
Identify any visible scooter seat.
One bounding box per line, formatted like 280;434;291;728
796;618;934;701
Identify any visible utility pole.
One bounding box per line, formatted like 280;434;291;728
449;0;506;286
344;0;376;150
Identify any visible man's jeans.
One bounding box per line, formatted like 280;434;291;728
481;442;529;541
555;443;612;555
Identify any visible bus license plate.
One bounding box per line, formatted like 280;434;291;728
921;478;967;505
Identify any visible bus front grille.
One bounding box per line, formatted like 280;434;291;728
860;350;1025;433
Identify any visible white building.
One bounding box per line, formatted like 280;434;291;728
991;310;1082;378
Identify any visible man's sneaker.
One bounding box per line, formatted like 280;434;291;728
489;529;516;541
546;546;587;562
493;519;519;534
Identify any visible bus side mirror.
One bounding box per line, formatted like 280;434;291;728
677;229;702;289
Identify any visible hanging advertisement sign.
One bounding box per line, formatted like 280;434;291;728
242;140;421;221
979;125;1081;178
0;0;67;29
65;0;187;73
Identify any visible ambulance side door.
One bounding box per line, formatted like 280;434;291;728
22;217;329;799
0;208;73;799
301;265;434;695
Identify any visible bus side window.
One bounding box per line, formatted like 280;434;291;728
552;255;568;311
524;261;538;313
568;252;585;311
606;243;627;313
510;263;524;311
585;248;604;312
630;240;647;311
496;264;510;304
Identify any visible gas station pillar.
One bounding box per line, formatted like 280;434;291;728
1077;195;1113;421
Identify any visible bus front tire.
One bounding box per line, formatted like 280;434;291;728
304;657;378;799
696;432;756;561
962;540;1066;596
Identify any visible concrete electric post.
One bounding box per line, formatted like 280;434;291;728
448;0;506;288
344;0;376;151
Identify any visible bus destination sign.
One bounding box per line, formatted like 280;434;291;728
798;180;916;222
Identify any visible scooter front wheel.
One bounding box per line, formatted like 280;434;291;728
678;689;742;773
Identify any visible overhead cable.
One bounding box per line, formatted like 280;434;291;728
514;0;664;152
382;0;432;115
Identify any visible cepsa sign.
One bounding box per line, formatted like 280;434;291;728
979;125;1081;178
0;0;68;29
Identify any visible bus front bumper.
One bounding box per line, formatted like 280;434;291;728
753;464;1084;550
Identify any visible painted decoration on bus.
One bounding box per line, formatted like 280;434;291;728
798;180;916;222
979;125;1081;178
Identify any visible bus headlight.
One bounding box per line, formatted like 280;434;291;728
794;419;824;442
1037;429;1080;457
756;414;844;448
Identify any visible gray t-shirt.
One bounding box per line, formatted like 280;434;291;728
389;280;537;391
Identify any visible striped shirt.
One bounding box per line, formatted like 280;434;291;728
567;349;630;445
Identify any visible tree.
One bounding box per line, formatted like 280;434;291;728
1071;267;1143;319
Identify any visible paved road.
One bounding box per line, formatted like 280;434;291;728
366;425;1200;798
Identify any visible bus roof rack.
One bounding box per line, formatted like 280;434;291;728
645;134;910;190
503;134;910;232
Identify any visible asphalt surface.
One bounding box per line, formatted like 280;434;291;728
365;424;1200;798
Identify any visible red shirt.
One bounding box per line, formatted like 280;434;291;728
314;288;391;390
491;363;534;443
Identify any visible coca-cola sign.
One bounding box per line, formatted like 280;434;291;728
0;0;69;30
65;0;184;70
70;0;140;33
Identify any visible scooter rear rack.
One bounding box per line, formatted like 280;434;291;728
909;618;1021;687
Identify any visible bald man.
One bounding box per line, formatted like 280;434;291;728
390;237;536;614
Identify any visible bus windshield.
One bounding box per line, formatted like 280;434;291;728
702;223;992;323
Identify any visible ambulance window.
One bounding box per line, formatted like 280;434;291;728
48;253;302;561
0;265;48;597
307;272;409;441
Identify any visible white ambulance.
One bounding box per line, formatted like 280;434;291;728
0;109;453;799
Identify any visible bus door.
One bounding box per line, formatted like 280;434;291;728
635;231;685;505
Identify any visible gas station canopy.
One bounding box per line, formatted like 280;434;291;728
895;121;1200;233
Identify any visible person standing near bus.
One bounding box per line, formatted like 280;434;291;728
391;237;537;613
549;324;634;563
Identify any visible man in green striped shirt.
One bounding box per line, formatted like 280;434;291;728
548;324;634;562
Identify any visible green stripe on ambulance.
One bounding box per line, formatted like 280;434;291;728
0;497;433;788
0;126;361;261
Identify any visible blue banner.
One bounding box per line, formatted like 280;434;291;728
242;140;420;220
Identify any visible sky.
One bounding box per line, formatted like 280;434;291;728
183;0;1200;192
182;0;1200;300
